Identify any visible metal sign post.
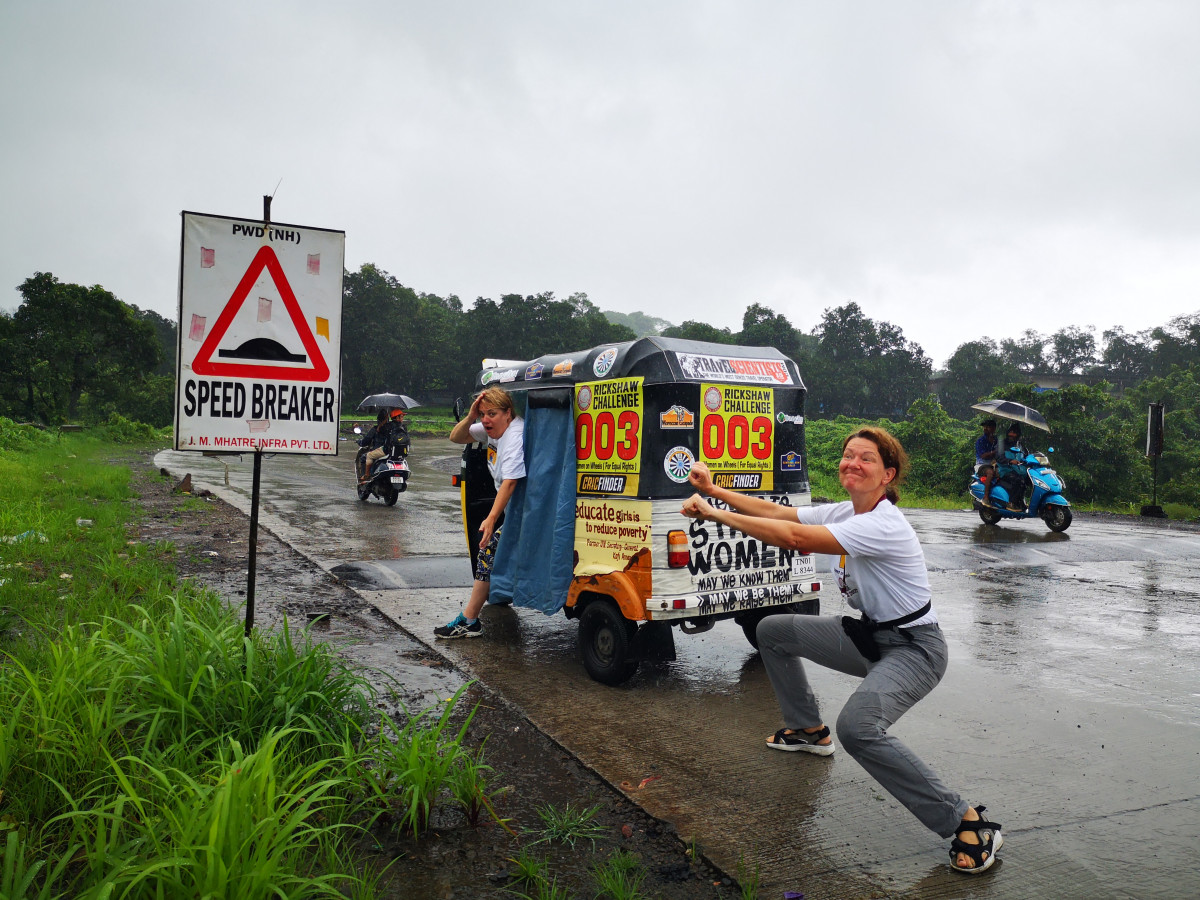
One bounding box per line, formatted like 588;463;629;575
173;196;345;637
1141;402;1166;518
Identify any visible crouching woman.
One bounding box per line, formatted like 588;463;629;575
681;427;1002;875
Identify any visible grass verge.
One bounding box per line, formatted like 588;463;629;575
0;424;508;899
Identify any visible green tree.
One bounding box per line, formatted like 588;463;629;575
659;320;736;343
602;310;673;337
1147;311;1200;377
938;339;1022;419
999;330;1047;373
1100;326;1154;385
808;302;932;419
737;303;801;360
456;291;635;392
3;273;163;423
1048;325;1097;375
891;396;975;497
340;264;460;407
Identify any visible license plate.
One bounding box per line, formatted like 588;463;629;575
790;555;817;578
390;476;406;485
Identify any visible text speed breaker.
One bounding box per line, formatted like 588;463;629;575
175;211;345;455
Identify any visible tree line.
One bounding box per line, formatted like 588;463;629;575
2;266;1197;511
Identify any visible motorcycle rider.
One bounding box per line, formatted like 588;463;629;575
359;408;409;481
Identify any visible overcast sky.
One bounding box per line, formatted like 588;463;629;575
3;1;1198;367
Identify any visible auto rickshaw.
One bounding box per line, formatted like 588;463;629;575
453;336;822;685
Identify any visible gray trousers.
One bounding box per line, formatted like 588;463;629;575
757;614;969;838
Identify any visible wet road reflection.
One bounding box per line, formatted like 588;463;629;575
155;442;1200;899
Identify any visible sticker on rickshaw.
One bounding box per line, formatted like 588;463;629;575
575;378;644;496
676;353;794;385
574;497;652;576
698;383;774;491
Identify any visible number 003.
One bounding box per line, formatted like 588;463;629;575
576;411;640;461
702;414;771;460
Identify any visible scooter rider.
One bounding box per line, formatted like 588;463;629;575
994;423;1027;511
360;409;409;481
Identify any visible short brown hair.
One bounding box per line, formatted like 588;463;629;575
476;386;515;415
843;426;909;503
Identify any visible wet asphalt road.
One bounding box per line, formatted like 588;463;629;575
156;437;1200;899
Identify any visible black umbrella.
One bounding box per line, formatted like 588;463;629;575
970;399;1051;432
356;392;422;411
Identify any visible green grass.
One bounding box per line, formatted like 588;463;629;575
0;428;508;898
591;849;648;899
526;801;607;850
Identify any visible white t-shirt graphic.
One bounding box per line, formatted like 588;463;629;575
470;418;526;491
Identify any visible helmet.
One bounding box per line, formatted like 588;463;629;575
390;408;405;420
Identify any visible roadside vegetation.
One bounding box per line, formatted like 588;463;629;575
0;422;516;899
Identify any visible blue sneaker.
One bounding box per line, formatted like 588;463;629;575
434;613;482;639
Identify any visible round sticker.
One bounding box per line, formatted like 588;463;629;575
593;347;618;377
576;385;592;412
703;386;723;412
664;446;695;483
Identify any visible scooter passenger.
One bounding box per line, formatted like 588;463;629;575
990;423;1027;511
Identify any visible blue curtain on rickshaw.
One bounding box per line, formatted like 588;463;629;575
487;403;576;614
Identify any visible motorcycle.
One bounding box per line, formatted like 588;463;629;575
353;426;410;506
968;448;1072;532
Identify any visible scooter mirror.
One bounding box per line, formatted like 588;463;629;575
453;397;466;422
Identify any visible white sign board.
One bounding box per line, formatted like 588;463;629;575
175;211;344;455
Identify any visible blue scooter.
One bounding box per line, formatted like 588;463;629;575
968;448;1072;532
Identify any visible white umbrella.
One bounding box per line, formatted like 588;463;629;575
971;399;1051;432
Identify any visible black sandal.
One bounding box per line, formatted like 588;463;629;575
766;725;835;756
949;805;1003;874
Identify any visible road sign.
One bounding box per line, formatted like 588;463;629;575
175;211;345;455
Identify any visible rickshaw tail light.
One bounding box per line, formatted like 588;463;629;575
811;582;821;591
672;599;687;609
667;530;688;568
450;475;460;487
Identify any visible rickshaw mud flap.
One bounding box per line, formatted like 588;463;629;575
631;621;676;662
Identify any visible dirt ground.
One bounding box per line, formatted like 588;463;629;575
128;453;747;900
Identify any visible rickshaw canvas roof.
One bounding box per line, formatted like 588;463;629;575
475;336;805;391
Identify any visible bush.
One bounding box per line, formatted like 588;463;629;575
99;412;167;444
0;417;54;452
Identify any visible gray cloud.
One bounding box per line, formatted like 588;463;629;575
3;0;1198;366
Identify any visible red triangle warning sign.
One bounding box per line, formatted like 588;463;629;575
192;245;330;382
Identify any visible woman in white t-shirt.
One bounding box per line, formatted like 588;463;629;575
681;427;1002;875
434;386;526;640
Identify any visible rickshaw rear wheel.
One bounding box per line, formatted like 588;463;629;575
739;598;819;649
579;600;638;686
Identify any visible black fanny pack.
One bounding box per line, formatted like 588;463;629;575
841;601;933;663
